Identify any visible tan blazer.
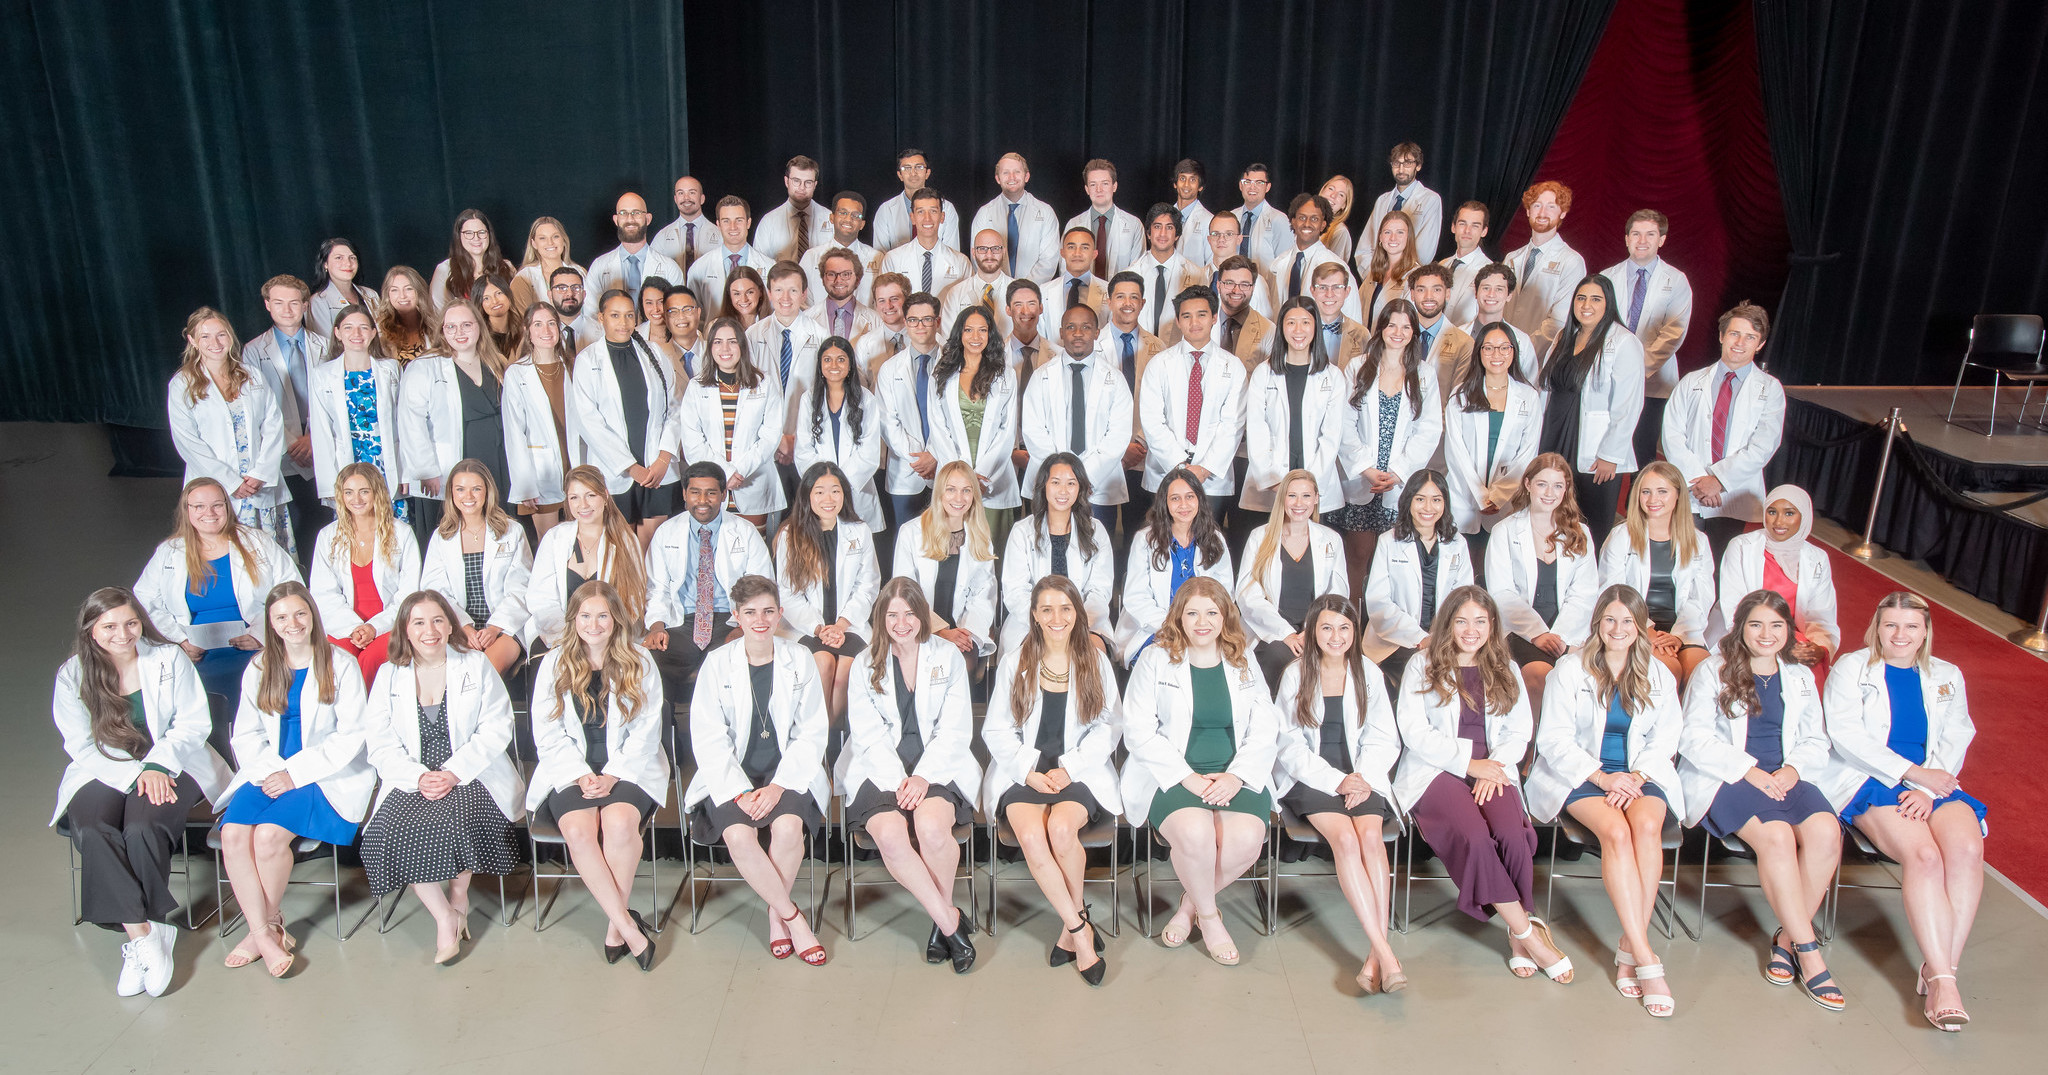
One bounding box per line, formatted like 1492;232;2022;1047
1430;323;1475;403
1102;324;1169;439
1333;316;1373;370
1224;308;1274;372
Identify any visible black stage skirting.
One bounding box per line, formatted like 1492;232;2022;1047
1771;398;2048;619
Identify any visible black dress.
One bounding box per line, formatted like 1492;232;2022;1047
845;657;973;833
799;526;868;658
546;671;658;823
361;698;520;895
606;338;677;522
1281;695;1397;822
455;365;513;510
692;661;825;841
994;687;1106;823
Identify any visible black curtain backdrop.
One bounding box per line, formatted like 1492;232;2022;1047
1754;0;2048;387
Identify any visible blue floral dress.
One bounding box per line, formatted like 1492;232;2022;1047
344;368;407;522
228;393;296;557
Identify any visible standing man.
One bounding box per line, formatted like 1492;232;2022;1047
811;247;882;345
1602;209;1694;466
880;189;970;308
873;148;961;252
1308;263;1372;370
1500;181;1587;361
940;229;1018;335
1440;200;1493;327
801;191;883;308
1660;302;1782;564
856;272;913;378
1204;214;1275;318
1137;285;1247;510
1170;158;1216;266
1021;303;1134;535
752;155;835;263
1266;194;1360;321
1213;256;1273;368
685;196;774;315
1229;163;1292;268
1065;159;1143;278
243;274;325;561
1407;264;1472;403
651;175;711;268
587;192;685;300
876;292;947;526
1005;279;1057;383
1458;263;1539;383
1358;142;1444;270
548;265;601;353
971;152;1062;283
1099;272;1169;544
1129;205;1203;342
1047;227;1107;321
746;262;830;488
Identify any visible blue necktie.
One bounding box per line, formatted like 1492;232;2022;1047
625;252;643;293
681;349;695;379
1628;267;1649;332
914;354;931;440
1238;210;1253;257
1120;332;1136;389
1391;191;1406;213
1006;202;1021;277
780;328;793;388
1289;253;1304;300
1522;247;1539;287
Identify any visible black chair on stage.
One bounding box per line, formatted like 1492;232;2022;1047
1946;314;2046;435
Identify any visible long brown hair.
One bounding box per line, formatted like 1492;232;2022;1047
1143;467;1227;572
1507;452;1589;558
1715;589;1793;720
867;577;935;693
1026;453;1099;559
328;462;403;568
1008;575;1106;728
1347;298;1427;417
445;208;514;306
177;307;251;405
1291;595;1370;728
1367;209;1420;289
549;581;652;724
696;315;764;389
254;582;338;715
1421;585;1520;714
171;478;259;595
1584;584;1656;718
377;265;440;354
562;465;648;626
72;588;173;760
435;296;511;378
778;462;854;595
1623;460;1700;565
1154;576;1249;671
435;459;515;540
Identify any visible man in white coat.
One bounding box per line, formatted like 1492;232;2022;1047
748;262;830;460
970;152;1061;283
1500;181;1588;362
1227;163;1292;268
802;191;883;310
1046;228;1108;323
1357;142;1444;270
1064;158;1143;279
1202;215;1275;320
1459;263;1539;384
1137;285;1246;502
243;274;326;560
873;148;961;252
1128;205;1204;341
857;272;912;378
1265;194;1350;310
1602;209;1695;466
1440;200;1493;327
685;196;775;316
1022;304;1134;531
1660;301;1784;564
752;155;835;263
587;192;686;302
876;292;947;526
1170;158;1216;266
940;229;1018;336
880;189;971;306
651;174;712;268
644;461;776;704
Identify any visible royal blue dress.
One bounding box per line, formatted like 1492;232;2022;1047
1564;693;1669;806
1841;663;1987;827
188;553;256;699
221;668;361;844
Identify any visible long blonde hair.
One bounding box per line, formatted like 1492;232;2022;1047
435;458;515;540
329;462;403;568
254;582;338;715
1583;585;1656;718
1008;575;1106;728
1154;576;1249;671
1862;590;1934;674
1623;460;1700;565
1367;209;1420;288
562;465;647;626
1318;175;1356;248
1421;585;1520;714
177;307;250;405
550;581;652;724
1247;470;1320;600
917;460;995;562
171;477;259;594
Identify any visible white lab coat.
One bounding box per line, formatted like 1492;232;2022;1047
1235;522;1349;645
676;374;787;515
971;193;1064;282
1018;349;1133;504
1241;360;1350;512
1712;533;1839;651
395;355;498;501
1229;202;1294;269
802;244;885;310
1441;250;1492;328
751;200;835;263
512;261;585;312
651;215;710;267
1176;200;1216;266
308;355;403;498
999;514;1115;652
1525;652;1686;823
1598;523;1716;647
308;281;380;339
1116;527;1235;665
891;520;998;655
1063;205;1145;276
979;649;1126;814
420;523;533;638
1676;656;1827;827
1363;534;1477;662
685;244;776;314
1389;654;1533;814
1359;183;1445;268
875;348;944;496
362;649;525;821
167;369;286;508
1266;243;1364;322
522;524;636;649
792;385;885;529
880;240;971;301
1118;648;1281;823
1601;259;1694;399
1660;363;1786;522
1337;359;1443;506
242;327;326;480
929;364;1022;509
133;534;302;647
223;647;376;823
1128;252;1207;337
49;641;234;824
523;645;670;812
1484;510;1602;647
874;192;963;254
1814;652;1975;814
644;513;776;631
1442;381;1544;533
1138;339;1247;497
746;314;830;435
1500;238;1589;358
773;521;880;642
838;638;982;799
307;521;422;637
941;272;1020;337
1270;662;1402;812
569;338;684;496
683;638;831;811
1458;318;1541;386
1545;328;1647;473
500;358;579;505
585;245;687;303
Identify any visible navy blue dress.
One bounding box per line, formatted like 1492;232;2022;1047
1703;673;1834;837
1565;692;1669;806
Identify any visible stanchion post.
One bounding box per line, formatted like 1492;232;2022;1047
2012;580;2048;653
1844;407;1903;560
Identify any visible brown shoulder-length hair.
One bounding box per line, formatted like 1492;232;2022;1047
1290;595;1371;728
72;587;173;761
385;589;474;667
778;461;855;596
255;582;338;715
561;465;648;626
1347;298;1427;418
1421;585;1520;714
177;307;251;405
1584;584;1656;718
1507;452;1589;558
1008;575;1107;729
1715;589;1794;720
549;580;652;725
434;296;511;378
866;577;935;693
1153;576;1249;671
171;478;260;595
435;458;515;540
445;208;514;306
696;314;764;389
1367;208;1421;288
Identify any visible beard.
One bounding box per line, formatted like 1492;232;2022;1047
616;222;647;244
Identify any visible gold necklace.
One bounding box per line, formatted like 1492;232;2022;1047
1039;662;1070;685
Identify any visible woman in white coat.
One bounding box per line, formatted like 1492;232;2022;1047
1393;586;1571;981
1242;298;1349;518
525;465;649;653
428;208;516;312
1443;322;1544;572
793;335;885;531
1678;589;1844;1011
1001;453;1114;654
308;237;381;338
929;306;1021;546
982;576;1122;986
1364;469;1475;688
1527;585;1685;1017
167;306;294;555
1817;593;1984;1030
678;314;784;525
891;461;999;660
1535;275;1645;531
572;291;685;544
310;463;422;683
526;581;667;970
842;578;982;972
501;301;578;536
51;588;232;997
1118;468;1234;668
1272;595;1405;994
398;298;515;548
308;305;408;521
1333;299;1442;599
359;590;524;966
1715;485;1839;670
218;582;371;977
1485;453;1602;717
1600;461;1715;683
775;462;880;721
1237;470;1349;690
1120;577;1280;967
685;576;832;967
134;478;301;699
420;460;532;674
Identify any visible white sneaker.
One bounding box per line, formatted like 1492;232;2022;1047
141;921;177;997
115;939;145;997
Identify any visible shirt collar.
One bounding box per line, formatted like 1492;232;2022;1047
690;512;726;541
1713;359;1755;385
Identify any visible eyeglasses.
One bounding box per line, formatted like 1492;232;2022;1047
822;270;857;281
897;163;930;173
459;228;489;239
615;210;650;219
1479;343;1516;354
1310;283;1348;294
904;315;938;327
972;244;1005;254
551;284;586;294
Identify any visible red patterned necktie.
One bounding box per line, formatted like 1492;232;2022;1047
1186;350;1205;444
692;525;715;647
1710;371;1736;462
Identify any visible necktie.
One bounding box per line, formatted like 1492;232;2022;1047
691;524;715;647
1224;314;1242;355
1093;212;1110;279
1067;279;1083;310
1006;203;1021;277
1120;332;1136;389
1710;371;1736;462
780;328;794;388
1391;191;1406;213
914;354;931;439
1069;362;1088;453
1186;351;1205;444
1289;252;1305;300
625;253;643;293
982;282;994;309
1421;324;1437;356
281;333;308;425
1152;265;1168;333
1521;246;1539;288
681;348;695;379
921;251;933;294
684;222;697;266
727;252;740;275
1238;211;1253;257
792;205;810;258
833;304;850;337
1628;267;1648;332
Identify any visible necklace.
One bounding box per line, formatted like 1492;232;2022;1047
1484;377;1509;392
1039;663;1070;685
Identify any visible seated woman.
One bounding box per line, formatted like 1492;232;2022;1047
1483;453;1600;715
1118;467;1234;669
1236;469;1349;691
1598;461;1714;683
1716;485;1839;674
1390;585;1571;983
310;462;422;683
526;581;668;970
134;477;301;699
1000;452;1114;654
1525;584;1685;1018
1363;468;1475;689
775;462;879;724
50;587;233;997
218;581;373;976
841;578;982;972
1442;322;1544;574
526;464;649;655
890;460;999;662
981;576;1124;987
684;575;831;967
1818;593;1985;1031
1120;577;1280;966
359;591;525;965
1678;590;1844;1011
1271;594;1404;994
420;460;532;675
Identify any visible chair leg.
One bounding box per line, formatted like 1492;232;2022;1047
1108;824;1121;938
1989;372;2003;437
1948;355;1973;421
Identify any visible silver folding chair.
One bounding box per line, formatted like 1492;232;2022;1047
209;816;377;942
981;811;1121;937
1541;812;1686;940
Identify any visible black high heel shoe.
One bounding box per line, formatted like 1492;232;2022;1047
926;923;947;965
629;910;658;972
940;907;976;974
1051;904;1107;966
1071;905;1106;987
604;937;630;965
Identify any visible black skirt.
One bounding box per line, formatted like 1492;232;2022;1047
360;781;521;895
612;482;678;525
691;791;825;843
996;780;1107;827
800;632;868;658
545;779;658;826
1507;633;1560;668
1283;785;1398;823
845;779;973;835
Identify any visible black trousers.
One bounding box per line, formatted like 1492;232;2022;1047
1698;515;1749;569
1575;472;1624;538
1633;395;1670;470
283;473;329;572
650;613;738;713
67;773;203;929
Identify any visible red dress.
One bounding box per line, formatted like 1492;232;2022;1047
332;559;391;683
1761;551;1828;681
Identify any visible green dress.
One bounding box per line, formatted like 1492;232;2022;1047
1147;663;1275;827
957;384;1014;550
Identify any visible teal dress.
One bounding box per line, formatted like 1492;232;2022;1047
1147;663;1275;827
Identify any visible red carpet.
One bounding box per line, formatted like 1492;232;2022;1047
1823;546;2048;903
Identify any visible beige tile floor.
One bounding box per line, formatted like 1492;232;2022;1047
2;423;2041;1074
